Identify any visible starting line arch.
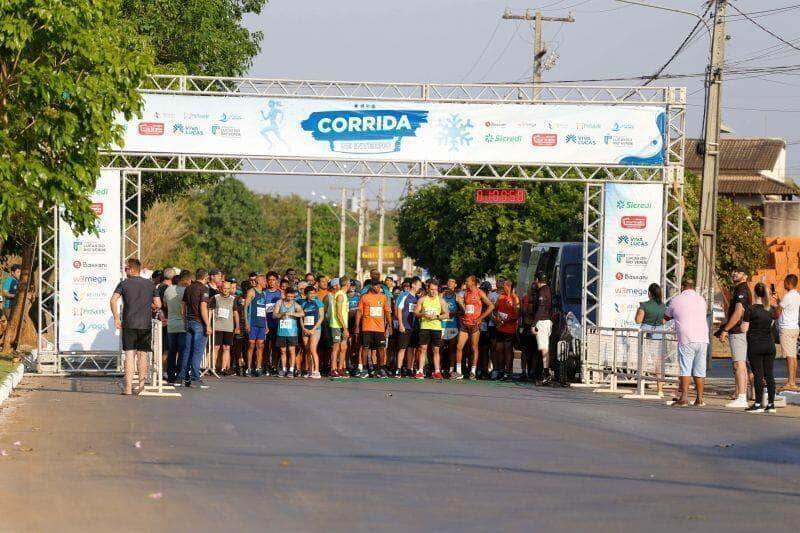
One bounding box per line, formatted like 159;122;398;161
36;74;685;374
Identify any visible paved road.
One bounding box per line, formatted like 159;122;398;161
1;376;799;532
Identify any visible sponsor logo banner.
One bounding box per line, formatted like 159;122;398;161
115;94;667;166
600;183;663;328
58;170;121;352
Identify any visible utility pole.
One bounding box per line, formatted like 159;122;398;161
377;178;386;275
339;187;346;277
697;0;727;313
502;8;575;96
356;178;366;282
305;204;312;274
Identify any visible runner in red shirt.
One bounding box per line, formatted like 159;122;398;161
492;280;520;380
456;275;494;380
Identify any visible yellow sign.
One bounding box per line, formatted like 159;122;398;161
360;246;404;267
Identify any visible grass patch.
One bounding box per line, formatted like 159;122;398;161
0;354;15;382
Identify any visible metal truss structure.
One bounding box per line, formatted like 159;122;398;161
42;75;686;375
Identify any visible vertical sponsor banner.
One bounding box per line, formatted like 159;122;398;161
58;170;122;351
600;183;663;328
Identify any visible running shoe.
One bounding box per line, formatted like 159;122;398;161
414;370;425;380
311;372;321;380
765;404;776;413
254;368;263;377
432;371;443;380
340;370;350;379
393;369;402;378
501;372;511;381
452;371;464;380
183;380;191;388
725;397;748;409
745;404;764;413
197;380;210;390
357;370;370;379
469;371;476;380
541;370;553;386
330;369;340;378
286;371;294;379
277;369;286;378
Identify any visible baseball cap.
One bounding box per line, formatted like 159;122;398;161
329;277;341;287
226;277;237;283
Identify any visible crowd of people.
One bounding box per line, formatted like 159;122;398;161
111;259;558;395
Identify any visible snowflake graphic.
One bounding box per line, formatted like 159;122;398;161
437;114;474;152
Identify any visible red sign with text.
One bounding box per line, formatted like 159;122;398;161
475;188;526;205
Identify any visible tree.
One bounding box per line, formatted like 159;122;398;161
397;180;583;279
120;0;269;209
0;0;152;351
681;171;765;289
194;177;269;277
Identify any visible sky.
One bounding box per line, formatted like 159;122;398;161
240;0;800;202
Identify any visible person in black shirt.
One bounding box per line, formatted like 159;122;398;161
717;267;752;408
181;269;212;388
110;259;160;396
741;283;777;413
531;272;554;385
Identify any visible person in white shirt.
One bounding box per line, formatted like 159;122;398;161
772;274;800;391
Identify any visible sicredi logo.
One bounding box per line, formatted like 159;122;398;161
621;215;647;229
138;122;164;135
531;133;557;147
301;109;428;154
616;200;653;210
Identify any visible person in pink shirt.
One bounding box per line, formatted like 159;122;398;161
664;278;709;407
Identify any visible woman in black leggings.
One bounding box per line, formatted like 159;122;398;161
741;283;776;413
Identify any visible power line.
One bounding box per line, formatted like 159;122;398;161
459;19;503;82
479;22;523;82
729;1;800;52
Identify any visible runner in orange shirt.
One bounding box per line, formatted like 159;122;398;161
354;281;392;378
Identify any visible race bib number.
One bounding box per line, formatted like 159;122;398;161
498;312;508;321
465;304;475;315
393;319;399;329
217;308;230;319
265;303;276;313
407;302;415;313
303;315;315;326
369;306;383;318
256;307;267;317
279;318;294;330
425;308;437;318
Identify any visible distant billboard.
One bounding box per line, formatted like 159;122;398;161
361;246;404;268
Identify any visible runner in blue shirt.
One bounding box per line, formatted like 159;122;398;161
442;278;461;378
262;271;283;375
394;277;421;377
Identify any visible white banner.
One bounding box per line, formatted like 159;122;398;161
600;183;663;329
116;94;667;166
58;170;122;352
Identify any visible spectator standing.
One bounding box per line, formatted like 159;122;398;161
741;283;777;413
109;259;160;396
664;279;709;407
717;267;752;408
163;270;191;384
531;272;554;385
772;274;800;391
635;283;666;396
181;269;212;389
2;264;21;313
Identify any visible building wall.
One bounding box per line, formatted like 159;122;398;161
762;146;786;181
764;201;800;237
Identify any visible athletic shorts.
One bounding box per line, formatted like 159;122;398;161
302;327;321;339
396;330;415;349
729;333;747;363
417;329;442;348
362;331;387;350
479;325;494;347
495;330;515;343
442;327;459;341
214;331;234;346
330;327;344;344
267;329;278;343
248;325;267;341
535;320;552;350
122;328;151;351
276;335;299;347
459;323;481;335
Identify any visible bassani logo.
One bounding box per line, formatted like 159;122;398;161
301;109;428;154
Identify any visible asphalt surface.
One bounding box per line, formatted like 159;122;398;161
1;375;800;532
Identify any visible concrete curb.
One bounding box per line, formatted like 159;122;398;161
0;363;24;408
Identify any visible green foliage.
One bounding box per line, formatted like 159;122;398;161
120;0;269;209
681;171;766;286
397;180;583;279
0;0;153;239
194;177;269;276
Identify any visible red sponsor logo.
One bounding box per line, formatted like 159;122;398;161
615;272;624;280
531;133;558;147
138;122;164;135
621;215;647;229
90;202;104;216
73;261;81;269
475;188;526;205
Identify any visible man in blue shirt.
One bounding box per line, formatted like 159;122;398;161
394;277;421;377
2;264;21;313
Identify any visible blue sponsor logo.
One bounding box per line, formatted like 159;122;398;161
301;109;428;154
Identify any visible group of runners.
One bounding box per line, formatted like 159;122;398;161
151;266;557;388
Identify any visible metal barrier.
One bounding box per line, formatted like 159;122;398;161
201;315;220;379
583;326;679;398
138;319;181;397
